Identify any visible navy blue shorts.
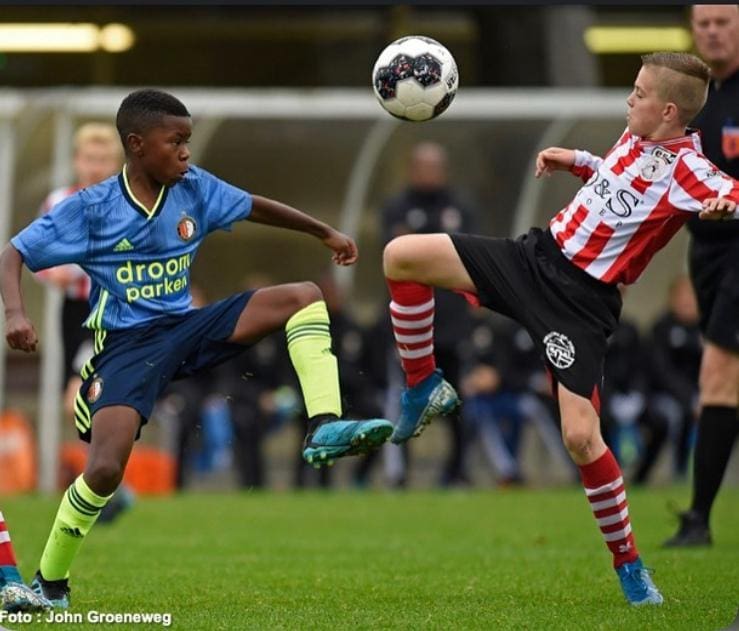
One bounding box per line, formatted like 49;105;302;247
74;291;254;442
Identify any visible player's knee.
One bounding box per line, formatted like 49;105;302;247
84;459;124;496
562;427;594;457
383;237;414;276
288;281;323;311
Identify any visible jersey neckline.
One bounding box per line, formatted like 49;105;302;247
118;165;169;220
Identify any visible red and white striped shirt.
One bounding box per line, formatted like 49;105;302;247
35;185;91;300
549;129;739;285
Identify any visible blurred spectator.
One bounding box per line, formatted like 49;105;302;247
459;311;573;485
33;123;127;522
646;275;702;481
34;123;123;417
600;316;654;475
380;142;478;487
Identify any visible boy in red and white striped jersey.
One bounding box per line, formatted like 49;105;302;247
0;510;50;612
383;52;738;606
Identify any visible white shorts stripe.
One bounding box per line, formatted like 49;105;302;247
589;490;626;512
0;511;4;522
602;522;632;542
585;476;624;497
391;314;434;330
398;344;434;359
390;298;435;315
394;330;434;344
596;507;629;527
0;531;10;544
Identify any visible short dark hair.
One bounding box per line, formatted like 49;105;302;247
116;89;190;147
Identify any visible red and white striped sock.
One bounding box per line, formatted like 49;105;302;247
0;511;18;567
387;279;436;387
578;449;639;568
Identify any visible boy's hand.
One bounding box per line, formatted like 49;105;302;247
699;197;736;220
322;229;358;266
535;147;576;178
5;310;38;352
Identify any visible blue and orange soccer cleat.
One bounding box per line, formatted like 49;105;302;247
391;369;460;444
1;581;52;613
30;571;70;610
302;418;393;467
616;557;664;606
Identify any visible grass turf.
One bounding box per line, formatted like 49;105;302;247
2;487;737;630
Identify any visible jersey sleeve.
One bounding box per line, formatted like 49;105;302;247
10;194;90;271
570;150;604;182
669;152;739;216
196;168;253;233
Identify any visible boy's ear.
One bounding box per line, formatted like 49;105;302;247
125;132;144;156
662;102;680;123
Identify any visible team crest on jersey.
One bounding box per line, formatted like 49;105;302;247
639;148;675;182
177;216;197;241
87;377;104;403
543;331;576;369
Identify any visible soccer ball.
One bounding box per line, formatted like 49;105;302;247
372;36;459;122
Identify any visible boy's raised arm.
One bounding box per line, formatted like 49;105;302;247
246;195;358;266
0;244;38;352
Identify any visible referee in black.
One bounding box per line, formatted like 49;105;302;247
664;4;739;547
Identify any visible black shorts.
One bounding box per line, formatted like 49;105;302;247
74;291;254;443
689;236;739;352
450;228;622;404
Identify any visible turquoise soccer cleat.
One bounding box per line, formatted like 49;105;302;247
391;369;460;444
30;571;70;610
616;558;664;606
1;581;52;613
302;418;393;467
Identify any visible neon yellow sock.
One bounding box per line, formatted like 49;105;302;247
285;300;342;419
39;475;112;580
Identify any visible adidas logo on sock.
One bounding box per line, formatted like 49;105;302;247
60;526;83;538
113;238;134;252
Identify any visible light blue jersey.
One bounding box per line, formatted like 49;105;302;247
12;165;252;330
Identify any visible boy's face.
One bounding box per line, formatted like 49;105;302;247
625;65;670;138
134;115;192;185
74;141;121;188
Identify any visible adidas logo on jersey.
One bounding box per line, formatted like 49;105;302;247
113;238;134;252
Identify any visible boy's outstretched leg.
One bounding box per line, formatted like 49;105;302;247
558;385;663;606
229;282;392;466
0;512;51;612
383;235;475;443
32;406;138;609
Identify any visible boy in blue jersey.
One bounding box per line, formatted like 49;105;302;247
0;89;392;608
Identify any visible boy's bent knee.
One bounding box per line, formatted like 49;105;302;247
292;281;323;309
84;460;124;496
383;237;415;276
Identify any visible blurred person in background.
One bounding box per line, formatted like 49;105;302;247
35;123;122;419
664;4;739;547
459;311;572;486
0;511;50;612
380;141;478;487
646;275;702;483
600;313;658;482
33;123;132;524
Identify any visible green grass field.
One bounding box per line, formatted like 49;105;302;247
2;487;738;630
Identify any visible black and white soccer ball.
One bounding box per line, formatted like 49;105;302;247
372;36;459;122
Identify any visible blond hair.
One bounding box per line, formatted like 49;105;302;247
641;52;711;125
73;122;122;157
